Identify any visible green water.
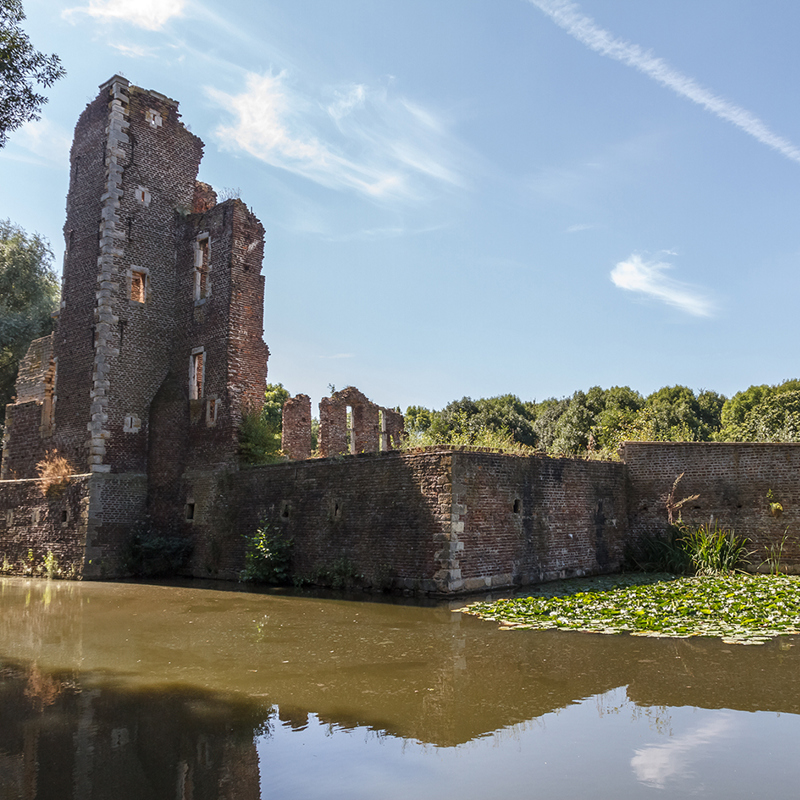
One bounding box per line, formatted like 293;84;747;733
1;576;799;798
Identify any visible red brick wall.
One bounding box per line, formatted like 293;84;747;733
0;476;91;575
454;451;628;590
185;448;627;592
622;442;800;568
187;450;452;587
1;402;49;480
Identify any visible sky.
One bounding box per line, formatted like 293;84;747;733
3;0;800;414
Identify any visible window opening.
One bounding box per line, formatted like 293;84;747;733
194;236;210;301
379;410;388;452
346;405;355;454
513;498;521;514
190;350;205;400
185;503;195;522
206;397;218;426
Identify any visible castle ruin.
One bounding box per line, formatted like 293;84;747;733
2;77;800;591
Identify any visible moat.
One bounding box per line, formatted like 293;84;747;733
2;576;800;798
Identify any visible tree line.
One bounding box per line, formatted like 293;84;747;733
405;381;800;457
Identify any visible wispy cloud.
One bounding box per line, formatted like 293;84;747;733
207;72;465;203
631;715;734;788
63;0;186;31
610;253;714;317
565;222;598;233
527;0;800;165
110;43;158;59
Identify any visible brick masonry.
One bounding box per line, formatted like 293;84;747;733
178;448;626;592
622;442;800;570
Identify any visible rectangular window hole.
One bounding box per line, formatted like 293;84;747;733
61;509;69;523
130;270;147;303
513;498;521;514
185;503;195;522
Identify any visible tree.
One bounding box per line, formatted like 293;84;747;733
0;0;65;147
718;380;800;441
718;381;800;442
238;383;290;464
0;219;59;422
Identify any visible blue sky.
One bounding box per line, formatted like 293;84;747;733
3;0;800;413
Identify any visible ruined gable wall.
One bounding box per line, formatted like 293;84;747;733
282;394;312;459
227;202;268;416
173;199;266;471
12;334;53;404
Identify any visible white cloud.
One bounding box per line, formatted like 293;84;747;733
610;253;714;317
631;715;734;788
528;0;800;166
565;222;598;233
207;72;465;203
63;0;186;31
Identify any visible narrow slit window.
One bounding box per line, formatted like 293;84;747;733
194;236;210;301
190;350;205;399
206;397;218;426
346;405;355;454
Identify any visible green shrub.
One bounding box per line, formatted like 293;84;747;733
679;522;751;576
240;521;293;584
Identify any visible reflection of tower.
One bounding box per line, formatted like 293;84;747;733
0;662;266;799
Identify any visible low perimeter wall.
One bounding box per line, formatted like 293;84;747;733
622;442;800;570
0;475;91;576
4;443;800;590
185;449;629;593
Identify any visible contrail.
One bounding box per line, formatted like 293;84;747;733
527;0;800;165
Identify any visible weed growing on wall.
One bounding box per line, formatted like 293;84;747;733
310;556;363;590
36;450;73;497
240;521;293;585
632;522;750;576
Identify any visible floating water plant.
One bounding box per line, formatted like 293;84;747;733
462;574;800;645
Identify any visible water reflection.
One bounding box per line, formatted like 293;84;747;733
2;577;800;798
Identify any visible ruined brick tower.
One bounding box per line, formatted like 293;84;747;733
1;76;269;572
